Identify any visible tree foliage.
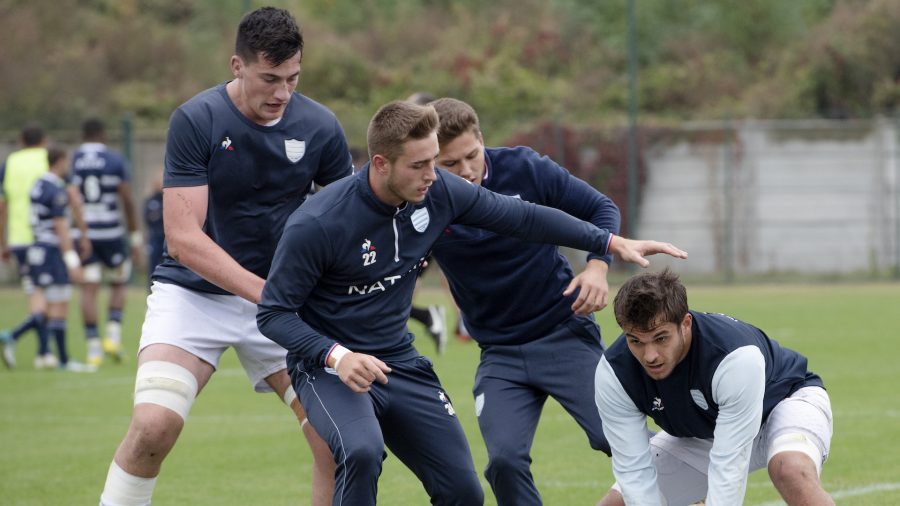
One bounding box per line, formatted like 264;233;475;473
1;0;897;146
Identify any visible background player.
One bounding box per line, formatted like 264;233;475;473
595;268;833;506
70;117;141;366
429;97;619;505
99;7;351;506
0;125;51;368
26;146;88;370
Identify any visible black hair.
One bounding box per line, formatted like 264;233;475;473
235;7;303;66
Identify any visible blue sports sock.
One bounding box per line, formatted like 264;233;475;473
85;323;99;339
49;319;68;365
11;313;43;340
36;316;50;356
108;308;124;323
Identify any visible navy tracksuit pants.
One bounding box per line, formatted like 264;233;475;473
473;315;610;506
294;354;484;506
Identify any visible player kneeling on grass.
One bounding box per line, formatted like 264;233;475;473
22;146;90;371
594;268;833;506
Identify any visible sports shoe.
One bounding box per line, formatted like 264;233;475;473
61;360;98;373
35;353;59;370
1;330;15;369
426;305;448;355
87;354;103;368
102;337;125;363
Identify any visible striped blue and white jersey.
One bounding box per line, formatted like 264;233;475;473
70;142;129;240
30;172;69;246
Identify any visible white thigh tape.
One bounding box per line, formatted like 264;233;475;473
282;386;298;407
768;433;823;475
134;360;199;421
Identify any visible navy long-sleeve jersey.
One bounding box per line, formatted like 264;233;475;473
431;146;620;344
257;166;614;371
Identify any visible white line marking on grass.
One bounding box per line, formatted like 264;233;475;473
753;482;900;506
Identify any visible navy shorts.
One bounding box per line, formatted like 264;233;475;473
11;246;30;279
27;244;69;287
84;237;129;268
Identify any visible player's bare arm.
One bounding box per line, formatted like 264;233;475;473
163;185;266;303
53;215;83;284
117;180;143;269
65;185;92;259
0;199;9;261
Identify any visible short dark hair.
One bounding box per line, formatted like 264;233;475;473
235;7;303;66
406;92;437;106
47;145;68;168
430;98;481;146
367;101;439;163
613;268;689;331
21;123;45;147
82;117;105;141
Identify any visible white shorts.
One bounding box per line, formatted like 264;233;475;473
619;386;833;505
139;281;288;392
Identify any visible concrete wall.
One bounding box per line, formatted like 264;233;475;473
638;119;900;275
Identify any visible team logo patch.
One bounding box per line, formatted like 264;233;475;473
285;139;306;162
361;239;377;266
438;390;456;416
474;392;485;417
411;207;429;233
690;389;709;410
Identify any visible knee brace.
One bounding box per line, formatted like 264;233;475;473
83;263;103;283
133;361;198;421
768;432;824;475
111;259;133;284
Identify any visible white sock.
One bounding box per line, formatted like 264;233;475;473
106;321;122;345
87;338;103;360
99;461;156;506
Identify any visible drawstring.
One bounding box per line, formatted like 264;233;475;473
392;208;401;262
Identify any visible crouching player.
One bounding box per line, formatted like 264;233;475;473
595;268;833;506
26;146;88;371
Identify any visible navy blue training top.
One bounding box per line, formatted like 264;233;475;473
431;146;620;345
70;143;129;241
153;82;353;294
257;166;615;370
30;172;69;247
603;311;824;439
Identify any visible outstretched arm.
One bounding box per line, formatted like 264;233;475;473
447;172;686;269
607;235;688;268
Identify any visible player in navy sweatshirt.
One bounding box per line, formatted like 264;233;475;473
595;269;833;506
258;100;687;506
427;97;619;505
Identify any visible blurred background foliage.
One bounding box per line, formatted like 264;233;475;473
1;0;899;147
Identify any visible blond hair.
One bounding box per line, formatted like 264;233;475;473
367;101;439;163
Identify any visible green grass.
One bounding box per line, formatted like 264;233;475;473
1;283;899;505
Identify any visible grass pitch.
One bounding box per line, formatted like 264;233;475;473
1;282;899;504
